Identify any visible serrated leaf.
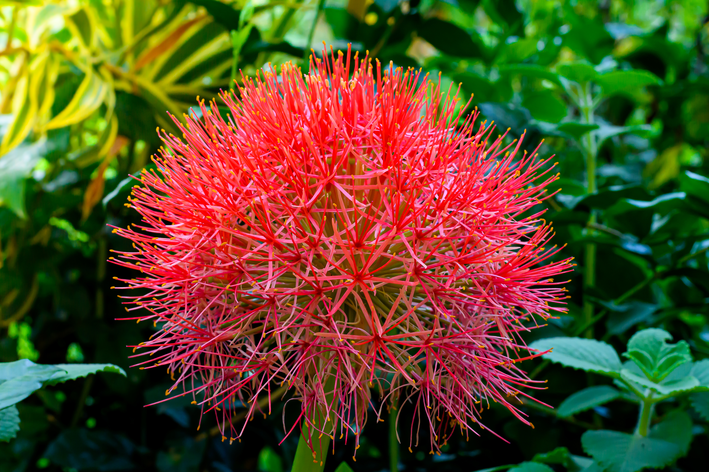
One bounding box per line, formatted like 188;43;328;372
619;369;700;395
0;405;20;442
690;359;709;386
510;463;555;472
690;391;709;420
44;364;126;386
596;70;661;97
0;360;63;410
557;385;621;417
623;328;692;382
651;410;693;454
529;338;622;377
582;431;674;472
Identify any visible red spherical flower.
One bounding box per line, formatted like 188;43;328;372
112;46;572;454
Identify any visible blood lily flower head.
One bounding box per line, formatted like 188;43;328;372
111;46;572;454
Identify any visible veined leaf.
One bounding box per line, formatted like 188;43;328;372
529;337;622;377
46;67;110;130
0;405;20;442
44;364;126;386
623;328;692;382
0;360;63;410
582;411;692;472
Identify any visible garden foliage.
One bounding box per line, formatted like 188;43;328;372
0;0;708;471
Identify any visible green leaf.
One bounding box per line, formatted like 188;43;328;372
257;446;283;472
0;405;20;442
44;364;126;386
509;463;554;472
619;369;699;396
623;329;692;382
689;391;709;421
680;171;709;207
529;338;622;377
555;122;599;139
522;90;567;123
557;385;621;417
651;410;693;455
596;124;654;148
532;447;594;470
0;139;49;218
690;359;709;386
498;64;562;86
334;461;355;472
45;68;110;130
582;411;693;472
418;19;484;58
0;360;63;410
596;70;662;98
557;61;597;84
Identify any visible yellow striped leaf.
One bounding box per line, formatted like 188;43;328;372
45;68;109;130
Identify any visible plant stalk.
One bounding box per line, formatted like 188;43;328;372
636;392;654;437
581;81;597;338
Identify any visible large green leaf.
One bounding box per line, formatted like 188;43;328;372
596;70;662;97
44;364;127;386
522;90;567;123
418;19;484;58
623;329;692;382
557;385;621;417
582;411;692;472
0;360;62;410
509;463;554;472
530;338;622;377
0;406;20;442
0;139;49;218
556;61;597;83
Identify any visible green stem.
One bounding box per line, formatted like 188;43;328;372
636;392;655;437
581;81;598;339
389;394;399;472
292;422;331;472
292;367;336;472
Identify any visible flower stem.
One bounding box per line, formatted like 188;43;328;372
580;82;597;339
292;420;332;472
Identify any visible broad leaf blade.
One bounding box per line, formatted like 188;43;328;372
45;364;126;386
557;385;621;417
529;338;622;377
0;405;20;442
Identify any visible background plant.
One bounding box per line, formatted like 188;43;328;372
0;0;708;471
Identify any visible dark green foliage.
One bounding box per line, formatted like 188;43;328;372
1;0;708;471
